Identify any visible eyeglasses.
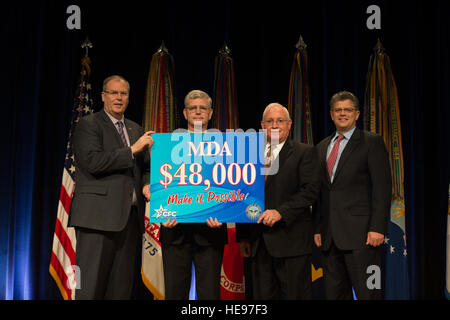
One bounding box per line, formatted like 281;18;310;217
262;119;290;126
185;105;211;112
103;90;129;97
332;107;356;113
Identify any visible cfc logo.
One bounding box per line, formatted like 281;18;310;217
152;204;177;219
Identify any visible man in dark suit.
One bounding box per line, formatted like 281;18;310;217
159;90;228;300
314;91;391;300
237;103;320;299
69;75;153;299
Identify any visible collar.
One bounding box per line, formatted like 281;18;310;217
266;139;287;153
332;126;356;141
103;108;124;125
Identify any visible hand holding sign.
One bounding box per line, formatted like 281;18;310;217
131;131;154;154
257;209;282;227
161;218;178;229
206;217;223;228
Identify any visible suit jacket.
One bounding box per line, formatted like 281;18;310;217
69;110;150;233
314;128;392;251
236;139;321;258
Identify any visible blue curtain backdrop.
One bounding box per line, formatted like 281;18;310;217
1;0;448;299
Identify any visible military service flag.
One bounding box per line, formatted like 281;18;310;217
287;36;323;297
141;43;178;300
364;39;410;299
212;44;245;300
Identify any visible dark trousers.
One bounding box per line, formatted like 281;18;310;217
321;241;382;300
162;241;224;300
250;239;312;300
74;207;140;300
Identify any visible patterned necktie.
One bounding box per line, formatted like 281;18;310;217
116;120;137;204
116;121;128;147
327;135;344;179
264;144;273;183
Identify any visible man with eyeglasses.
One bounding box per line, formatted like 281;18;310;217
237;103;321;299
159;90;228;299
69;75;153;299
313;91;391;300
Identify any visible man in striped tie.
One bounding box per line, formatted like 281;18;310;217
314;91;391;300
69;75;154;299
237;103;321;299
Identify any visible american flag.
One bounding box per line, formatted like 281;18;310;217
49;56;94;300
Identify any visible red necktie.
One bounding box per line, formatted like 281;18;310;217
327;135;344;179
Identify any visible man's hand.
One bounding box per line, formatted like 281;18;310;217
142;184;150;202
314;233;322;247
239;240;251;258
366;231;384;247
206;217;223;228
257;209;282;227
131;131;154;154
162;218;178;229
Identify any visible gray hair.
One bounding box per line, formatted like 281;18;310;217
102;75;130;92
262;102;291;120
184;90;212;108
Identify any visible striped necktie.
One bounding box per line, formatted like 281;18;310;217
116;121;128;147
327;135;344;179
264;144;274;183
116;120;137;205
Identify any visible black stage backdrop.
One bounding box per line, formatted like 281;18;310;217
1;0;448;299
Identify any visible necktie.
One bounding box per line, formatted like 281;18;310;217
327;135;344;180
116;121;128;147
264;144;274;183
116;121;137;205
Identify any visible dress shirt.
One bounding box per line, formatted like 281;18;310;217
265;139;287;163
326;127;356;182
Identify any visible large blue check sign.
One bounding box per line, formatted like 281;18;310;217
150;131;265;223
